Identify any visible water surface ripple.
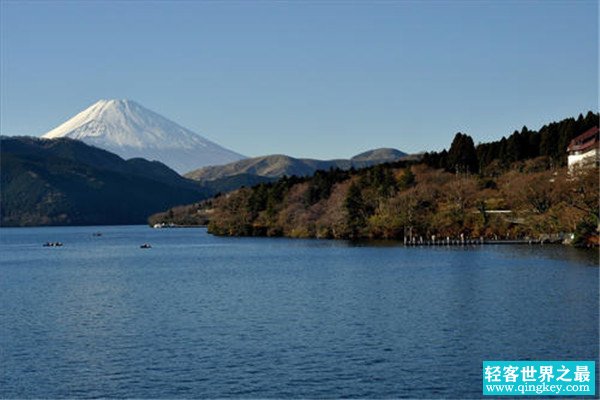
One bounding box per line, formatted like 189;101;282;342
0;226;598;398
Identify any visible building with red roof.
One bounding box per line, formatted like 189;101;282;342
567;126;599;171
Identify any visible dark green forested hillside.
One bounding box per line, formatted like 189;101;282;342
1;137;210;226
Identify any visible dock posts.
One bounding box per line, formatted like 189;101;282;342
402;234;553;247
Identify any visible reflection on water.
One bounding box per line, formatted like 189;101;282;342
0;226;598;398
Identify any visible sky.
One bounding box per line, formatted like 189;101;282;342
1;0;598;159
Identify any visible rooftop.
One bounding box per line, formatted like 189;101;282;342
567;126;599;154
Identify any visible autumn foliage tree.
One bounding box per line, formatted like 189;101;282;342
154;112;600;246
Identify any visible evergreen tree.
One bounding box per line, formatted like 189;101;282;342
344;182;365;237
447;132;479;173
399;167;416;189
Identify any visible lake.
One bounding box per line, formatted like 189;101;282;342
0;225;598;398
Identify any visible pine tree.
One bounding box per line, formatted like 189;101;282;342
447;133;479;174
344;182;365;237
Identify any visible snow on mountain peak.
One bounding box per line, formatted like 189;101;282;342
41;99;245;173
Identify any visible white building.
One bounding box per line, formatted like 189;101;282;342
567;126;599;171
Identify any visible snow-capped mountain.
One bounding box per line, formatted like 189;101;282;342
42;99;245;173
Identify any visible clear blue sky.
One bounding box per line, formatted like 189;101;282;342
1;0;597;159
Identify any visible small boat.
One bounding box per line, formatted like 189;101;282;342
92;232;102;237
140;243;152;249
43;242;63;247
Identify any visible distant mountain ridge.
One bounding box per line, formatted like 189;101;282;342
350;148;408;162
41;99;245;173
1;136;210;226
185;148;410;182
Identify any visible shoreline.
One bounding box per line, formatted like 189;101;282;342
2;224;595;248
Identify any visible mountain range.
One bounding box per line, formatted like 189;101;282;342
2;99;416;226
1;135;411;226
185;148;409;182
42;99;245;173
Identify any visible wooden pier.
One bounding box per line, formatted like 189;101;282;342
403;235;563;246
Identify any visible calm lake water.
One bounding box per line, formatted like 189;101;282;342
0;225;598;398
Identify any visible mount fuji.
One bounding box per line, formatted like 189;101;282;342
42;99;245;173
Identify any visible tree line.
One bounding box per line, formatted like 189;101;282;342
152;112;599;246
422;111;598;174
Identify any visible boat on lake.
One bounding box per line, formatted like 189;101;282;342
43;242;63;247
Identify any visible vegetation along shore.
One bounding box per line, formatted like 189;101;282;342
150;112;599;247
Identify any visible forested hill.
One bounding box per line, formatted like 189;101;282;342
154;112;598;246
1;137;210;226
